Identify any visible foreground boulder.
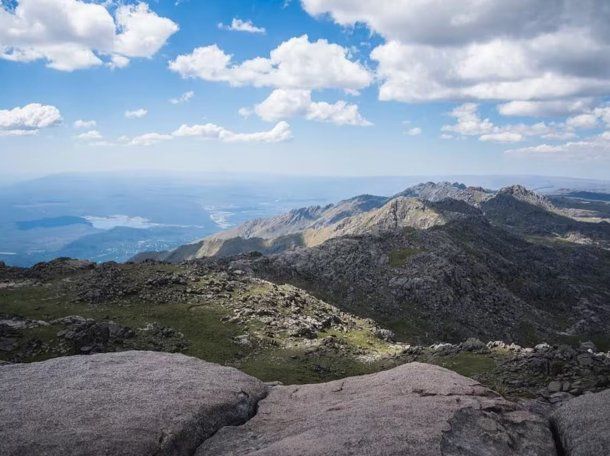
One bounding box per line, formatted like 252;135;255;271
1;353;576;455
0;351;267;456
551;389;610;456
199;362;556;456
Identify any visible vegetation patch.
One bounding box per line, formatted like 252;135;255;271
389;247;421;267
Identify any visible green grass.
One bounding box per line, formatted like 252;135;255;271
235;347;393;384
389;247;421;267
0;279;402;383
0;281;249;364
426;352;497;378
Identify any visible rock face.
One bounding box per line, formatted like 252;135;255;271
551;389;610;456
0;351;267;456
198;362;556;456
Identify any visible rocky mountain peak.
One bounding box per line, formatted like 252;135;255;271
497;185;555;211
394;181;492;205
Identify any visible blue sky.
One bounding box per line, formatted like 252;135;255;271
1;0;610;179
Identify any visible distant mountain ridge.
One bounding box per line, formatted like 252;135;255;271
135;182;607;263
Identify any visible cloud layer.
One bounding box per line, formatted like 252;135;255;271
304;0;610;103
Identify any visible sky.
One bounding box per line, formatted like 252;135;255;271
1;0;610;179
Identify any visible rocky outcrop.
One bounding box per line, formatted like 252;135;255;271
3;352;608;455
199;362;556;456
0;351;267;456
551;389;610;456
402;340;610;399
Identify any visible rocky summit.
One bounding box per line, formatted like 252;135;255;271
6;351;606;456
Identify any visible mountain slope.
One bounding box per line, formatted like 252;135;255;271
240;217;610;346
130;182;610;347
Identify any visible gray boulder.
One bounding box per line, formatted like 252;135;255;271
0;351;267;456
551;389;610;456
198;362;556;455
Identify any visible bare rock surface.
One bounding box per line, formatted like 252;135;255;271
0;351;267;456
551;389;610;456
198;362;556;456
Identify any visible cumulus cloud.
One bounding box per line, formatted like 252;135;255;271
441;103;574;143
168;35;372;91
253;89;371;126
125;108;148;119
566;113;599;129
505;131;610;160
238;107;253;118
479;132;523;143
172;121;292;143
129;132;173;146
303;1;610;103
76;130;103;141
74;119;96;129
218;18;265;34
169;91;194;104
405;127;422;136
0;103;62;136
497;100;593;117
0;0;178;71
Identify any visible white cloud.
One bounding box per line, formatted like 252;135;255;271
76;130;102;141
129;133;173;147
172;121;292;143
0;0;178;71
442;103;494;136
74;119;96;129
442;103;571;143
302;0;564;45
505;131;610;160
218;18;265;34
594;107;610;126
169;91;195;104
125;108;148;119
304;1;610;103
497;100;593;117
566;113;599;130
0;103;62;136
479;132;522;143
113;3;179;58
405;127;422;136
253;89;371;126
238;107;253;118
168;35;372;91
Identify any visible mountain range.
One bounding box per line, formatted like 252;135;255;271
135;182;610;348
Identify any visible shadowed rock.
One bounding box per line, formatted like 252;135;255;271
0;351;267;456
